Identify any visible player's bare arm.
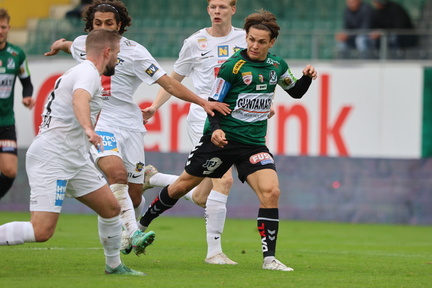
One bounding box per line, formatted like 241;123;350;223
72;88;103;151
142;71;186;123
44;38;73;56
156;74;231;116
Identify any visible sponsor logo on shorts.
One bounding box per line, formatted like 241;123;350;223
135;162;144;172
0;140;17;149
128;173;141;179
202;157;222;175
96;131;118;152
55;180;67;207
249;152;274;165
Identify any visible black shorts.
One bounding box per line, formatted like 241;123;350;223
0;125;18;155
184;135;276;183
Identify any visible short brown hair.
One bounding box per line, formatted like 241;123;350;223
0;8;11;23
244;9;280;39
85;28;121;54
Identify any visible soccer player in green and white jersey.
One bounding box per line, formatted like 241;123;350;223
0;8;34;200
140;0;246;265
138;9;317;271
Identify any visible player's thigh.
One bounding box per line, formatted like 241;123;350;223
0;152;17;176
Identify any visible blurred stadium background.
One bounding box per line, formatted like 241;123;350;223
2;0;432;225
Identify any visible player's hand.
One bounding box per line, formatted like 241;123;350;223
203;101;230;117
86;130;104;152
268;104;275;119
142;107;156;124
303;65;318;80
211;129;228;148
22;97;35;110
44;38;66;56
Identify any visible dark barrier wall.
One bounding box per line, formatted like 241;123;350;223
1;150;431;225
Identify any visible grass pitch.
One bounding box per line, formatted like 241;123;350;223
0;212;431;288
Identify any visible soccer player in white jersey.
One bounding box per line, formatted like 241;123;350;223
140;0;245;265
0;29;147;275
44;0;230;256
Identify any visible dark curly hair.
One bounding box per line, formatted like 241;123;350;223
82;0;132;35
244;9;280;40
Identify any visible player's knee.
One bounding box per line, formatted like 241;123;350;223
102;165;128;184
261;187;280;205
220;175;234;191
1;167;17;178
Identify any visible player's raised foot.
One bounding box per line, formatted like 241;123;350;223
142;165;158;192
120;229;132;255
262;257;293;272
105;263;147;276
205;252;238;265
131;230;156;256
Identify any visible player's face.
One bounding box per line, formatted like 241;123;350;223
246;27;276;61
103;42;120;77
207;0;235;26
0;18;10;46
92;12;121;32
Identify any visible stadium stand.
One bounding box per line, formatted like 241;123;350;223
19;0;432;60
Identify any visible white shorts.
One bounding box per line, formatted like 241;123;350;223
27;155;106;213
90;127;146;184
187;120;205;148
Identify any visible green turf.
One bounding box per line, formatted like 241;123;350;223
0;212;431;288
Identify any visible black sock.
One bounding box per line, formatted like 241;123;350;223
139;186;179;227
0;173;15;199
257;208;279;258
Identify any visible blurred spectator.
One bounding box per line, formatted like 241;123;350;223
370;0;418;52
336;0;375;58
65;0;92;19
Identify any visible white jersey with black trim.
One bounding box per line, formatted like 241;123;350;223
174;27;246;123
28;60;103;167
71;35;167;132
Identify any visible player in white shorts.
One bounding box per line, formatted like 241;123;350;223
0;29;148;275
44;0;230;255
141;0;246;265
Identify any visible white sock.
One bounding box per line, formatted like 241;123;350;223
150;172;178;187
98;215;122;269
134;195;146;220
0;221;35;245
205;190;228;258
182;187;197;204
110;184;138;238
